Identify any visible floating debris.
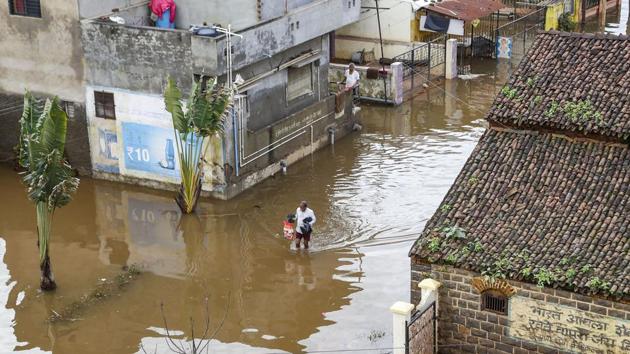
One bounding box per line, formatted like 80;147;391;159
48;265;141;323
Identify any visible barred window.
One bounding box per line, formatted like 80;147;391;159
8;0;41;17
481;290;508;315
287;64;313;102
94;91;116;120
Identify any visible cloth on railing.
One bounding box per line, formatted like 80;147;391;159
335;90;346;113
150;0;177;24
366;67;379;79
425;13;449;33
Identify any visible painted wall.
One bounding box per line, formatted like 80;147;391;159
411;261;630;354
235;36;330;132
336;0;414;43
85;86;221;189
191;0;361;76
81;22;194;95
0;0;84;102
77;0;147;19
175;0;258;30
175;0;325;30
334;37;414;60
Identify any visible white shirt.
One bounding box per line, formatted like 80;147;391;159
296;207;316;232
345;69;360;89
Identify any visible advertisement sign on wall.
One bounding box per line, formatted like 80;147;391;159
121;122;180;179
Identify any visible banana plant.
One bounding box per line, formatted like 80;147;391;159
164;77;233;213
18;93;79;291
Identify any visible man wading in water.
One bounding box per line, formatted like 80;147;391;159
295;201;316;249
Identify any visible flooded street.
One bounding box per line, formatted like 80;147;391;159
0;58;515;354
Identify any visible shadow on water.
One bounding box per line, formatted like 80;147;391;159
0;58;512;353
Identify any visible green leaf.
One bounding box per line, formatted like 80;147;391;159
164;78;189;134
40;97;68;155
18;92;44;169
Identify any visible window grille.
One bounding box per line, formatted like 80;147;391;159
481;290;508;315
9;0;41;17
94;92;116;120
287;65;313;102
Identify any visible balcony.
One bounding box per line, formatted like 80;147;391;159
81;0;361;90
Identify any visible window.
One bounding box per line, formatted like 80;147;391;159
287;65;313;102
62;101;75;119
8;0;41;17
481;290;508;315
94;91;116;119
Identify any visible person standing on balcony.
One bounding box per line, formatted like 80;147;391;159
295;201;316;249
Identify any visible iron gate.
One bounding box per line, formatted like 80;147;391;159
406;302;437;354
392;36;447;99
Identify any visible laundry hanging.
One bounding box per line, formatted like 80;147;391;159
425;13;450;33
150;0;177;28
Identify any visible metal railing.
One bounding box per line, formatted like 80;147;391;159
392;35;447;97
495;7;546;57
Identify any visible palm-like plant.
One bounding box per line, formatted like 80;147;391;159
18;93;79;291
164;77;233;213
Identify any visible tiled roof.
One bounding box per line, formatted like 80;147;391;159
426;0;504;22
487;32;630;141
409;129;630;298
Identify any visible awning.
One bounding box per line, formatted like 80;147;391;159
424;0;504;22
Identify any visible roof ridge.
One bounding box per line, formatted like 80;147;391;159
539;29;630;41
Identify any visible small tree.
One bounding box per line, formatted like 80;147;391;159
558;13;577;32
164;78;233;213
18;93;79;290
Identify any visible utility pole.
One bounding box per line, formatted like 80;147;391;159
212;25;243;90
375;0;388;102
599;0;607;31
581;0;587;32
212;25;243;176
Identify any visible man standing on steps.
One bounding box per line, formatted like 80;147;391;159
295;201;316;249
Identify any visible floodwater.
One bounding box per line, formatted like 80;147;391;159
0;58;515;354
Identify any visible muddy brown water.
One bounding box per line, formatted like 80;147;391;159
0;59;514;354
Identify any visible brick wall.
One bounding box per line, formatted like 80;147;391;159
410;257;630;354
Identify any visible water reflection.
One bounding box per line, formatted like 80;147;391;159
0;59;510;354
0;169;364;353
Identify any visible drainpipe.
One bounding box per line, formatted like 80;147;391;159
359;96;396;105
328;126;336;145
232;109;240;177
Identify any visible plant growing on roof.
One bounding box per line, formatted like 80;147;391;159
482;256;513;280
562;100;604;126
580;264;593;274
18;92;80;291
586;277;610;292
545;100;560;118
163;77;234;214
500;86;518;100
565;268;577;283
533;95;542;105
533;267;556;287
441;225;467;240
427;237;442;253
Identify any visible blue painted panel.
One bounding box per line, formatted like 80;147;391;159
121;122;179;178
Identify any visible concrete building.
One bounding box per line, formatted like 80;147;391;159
80;0;361;199
1;0;85;172
406;32;630;353
0;0;158;173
